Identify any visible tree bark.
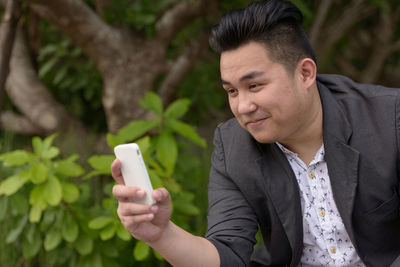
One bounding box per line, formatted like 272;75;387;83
29;0;213;133
0;0;21;110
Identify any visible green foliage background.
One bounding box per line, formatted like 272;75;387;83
0;93;210;266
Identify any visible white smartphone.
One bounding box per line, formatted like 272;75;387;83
114;143;155;205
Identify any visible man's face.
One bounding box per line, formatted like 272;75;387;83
220;41;309;144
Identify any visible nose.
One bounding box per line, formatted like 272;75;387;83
237;92;257;114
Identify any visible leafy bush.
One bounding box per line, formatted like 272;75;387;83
0;93;208;266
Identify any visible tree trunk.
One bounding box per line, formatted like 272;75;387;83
28;0;214;133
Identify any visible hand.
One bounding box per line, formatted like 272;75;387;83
111;159;172;243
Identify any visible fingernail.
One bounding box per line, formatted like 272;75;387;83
147;213;154;220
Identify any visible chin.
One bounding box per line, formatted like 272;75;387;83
251;133;276;144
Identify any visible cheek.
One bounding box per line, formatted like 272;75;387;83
228;98;237;115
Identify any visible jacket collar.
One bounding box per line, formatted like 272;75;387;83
317;78;359;245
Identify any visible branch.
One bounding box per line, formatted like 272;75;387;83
0;111;43;135
158;32;209;106
28;0;124;73
360;3;393;83
309;0;333;47
335;55;360;78
156;0;209;44
0;0;22;109
6;27;86;134
317;0;375;56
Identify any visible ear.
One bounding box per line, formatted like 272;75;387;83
297;58;317;90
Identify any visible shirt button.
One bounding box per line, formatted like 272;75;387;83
308;171;315;179
330;247;336;254
319;209;326;217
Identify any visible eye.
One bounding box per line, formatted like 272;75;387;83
249;83;260;89
225;88;238;96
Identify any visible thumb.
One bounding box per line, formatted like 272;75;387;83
152;188;171;206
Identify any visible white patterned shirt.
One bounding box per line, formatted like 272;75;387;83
276;143;365;267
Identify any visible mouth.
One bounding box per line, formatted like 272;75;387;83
245;117;269;127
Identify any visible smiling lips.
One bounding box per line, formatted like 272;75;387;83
245;117;269;127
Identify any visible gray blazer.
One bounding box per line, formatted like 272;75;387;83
205;74;400;267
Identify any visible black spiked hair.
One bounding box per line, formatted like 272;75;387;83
209;0;316;72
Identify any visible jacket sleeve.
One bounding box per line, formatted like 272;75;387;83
205;126;259;267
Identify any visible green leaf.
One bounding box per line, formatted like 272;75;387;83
22;230;42;259
173;201;200;216
53;66;68;84
88;155;114;172
44;228;62;251
0;172;29;196
31;163;48;184
42;147;60;159
74;234;93;256
156;131;177;175
102;198;117;217
29;203;45;223
106;134;123;149
100;242;119;258
87;251;102;267
40;209;56;232
134;241;150;261
62;216;79;243
54;160;84;177
26;223;36;243
29;184;48;222
148;170;163;189
139;92;163;115
100;223;116;240
165;98;191;119
30;184;46;206
39;44;58;59
32;136;44;156
107;118;160;148
135;136;151;154
10;193;29;215
0;196;8;221
82;169;108;180
45;176;63;206
6;215;28;243
62;182;80;203
0;150;31;166
39;56;59;78
88;216;113;229
166;119;206;147
116;223;131;241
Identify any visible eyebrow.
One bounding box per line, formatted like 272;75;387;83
221;71;265;85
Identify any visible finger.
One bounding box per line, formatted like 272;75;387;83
118;202;153;216
113;185;146;201
152;188;170;205
121;213;154;226
111;159;124;185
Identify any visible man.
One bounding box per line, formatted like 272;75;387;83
111;0;400;266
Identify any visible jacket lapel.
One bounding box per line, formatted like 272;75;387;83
318;80;360;244
257;143;303;265
253;79;361;264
